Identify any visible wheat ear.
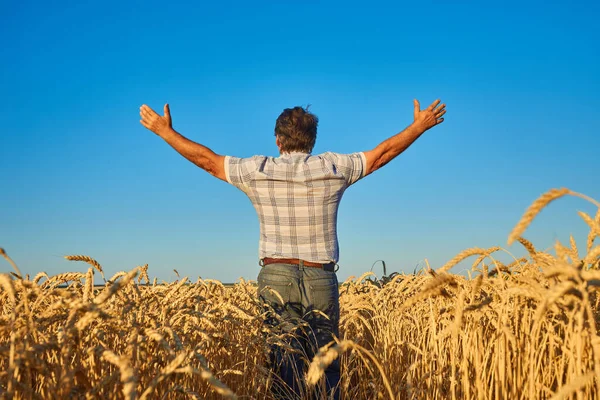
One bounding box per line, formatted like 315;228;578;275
438;247;500;273
0;248;22;279
64;255;105;281
508;188;571;245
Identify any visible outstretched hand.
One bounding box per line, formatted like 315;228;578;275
413;99;445;131
140;104;173;136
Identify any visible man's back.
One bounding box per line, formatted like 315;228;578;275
225;151;366;263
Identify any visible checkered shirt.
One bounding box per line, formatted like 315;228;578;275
225;151;366;263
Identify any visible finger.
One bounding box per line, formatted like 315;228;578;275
140;108;155;120
436;109;446;118
140;105;150;116
427;99;441;111
435;103;446;111
140;106;153;116
413;99;420;118
164;103;170;118
436;118;444;124
141;104;158;117
140;119;152;129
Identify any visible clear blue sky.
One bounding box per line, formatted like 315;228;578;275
1;0;598;283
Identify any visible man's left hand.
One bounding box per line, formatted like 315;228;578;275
140;104;173;137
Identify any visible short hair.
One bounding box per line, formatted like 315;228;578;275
274;106;318;153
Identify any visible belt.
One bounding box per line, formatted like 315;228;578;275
261;257;336;270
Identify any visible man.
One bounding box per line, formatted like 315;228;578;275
139;99;445;398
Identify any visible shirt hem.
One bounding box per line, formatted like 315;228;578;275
224;155;233;184
258;255;338;264
358;151;367;178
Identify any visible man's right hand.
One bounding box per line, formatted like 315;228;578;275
413;99;446;131
363;98;447;176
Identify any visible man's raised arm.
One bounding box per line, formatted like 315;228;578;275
363;99;446;176
140;104;227;182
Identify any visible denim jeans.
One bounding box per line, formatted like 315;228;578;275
257;262;340;400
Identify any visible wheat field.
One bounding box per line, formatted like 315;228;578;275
1;188;600;399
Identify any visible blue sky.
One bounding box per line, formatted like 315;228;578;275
1;1;599;283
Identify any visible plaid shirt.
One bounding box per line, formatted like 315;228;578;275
225;151;366;263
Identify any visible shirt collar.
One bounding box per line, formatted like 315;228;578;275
280;151;311;157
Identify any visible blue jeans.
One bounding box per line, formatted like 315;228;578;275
257;262;340;400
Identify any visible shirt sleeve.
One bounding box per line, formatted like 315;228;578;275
225;155;265;192
324;152;367;186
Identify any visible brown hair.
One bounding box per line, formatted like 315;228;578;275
274;106;318;153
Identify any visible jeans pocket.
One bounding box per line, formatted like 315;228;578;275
308;276;339;319
258;271;293;307
307;276;340;348
259;279;292;306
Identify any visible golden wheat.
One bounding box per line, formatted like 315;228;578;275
508;187;571;245
1;188;599;399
